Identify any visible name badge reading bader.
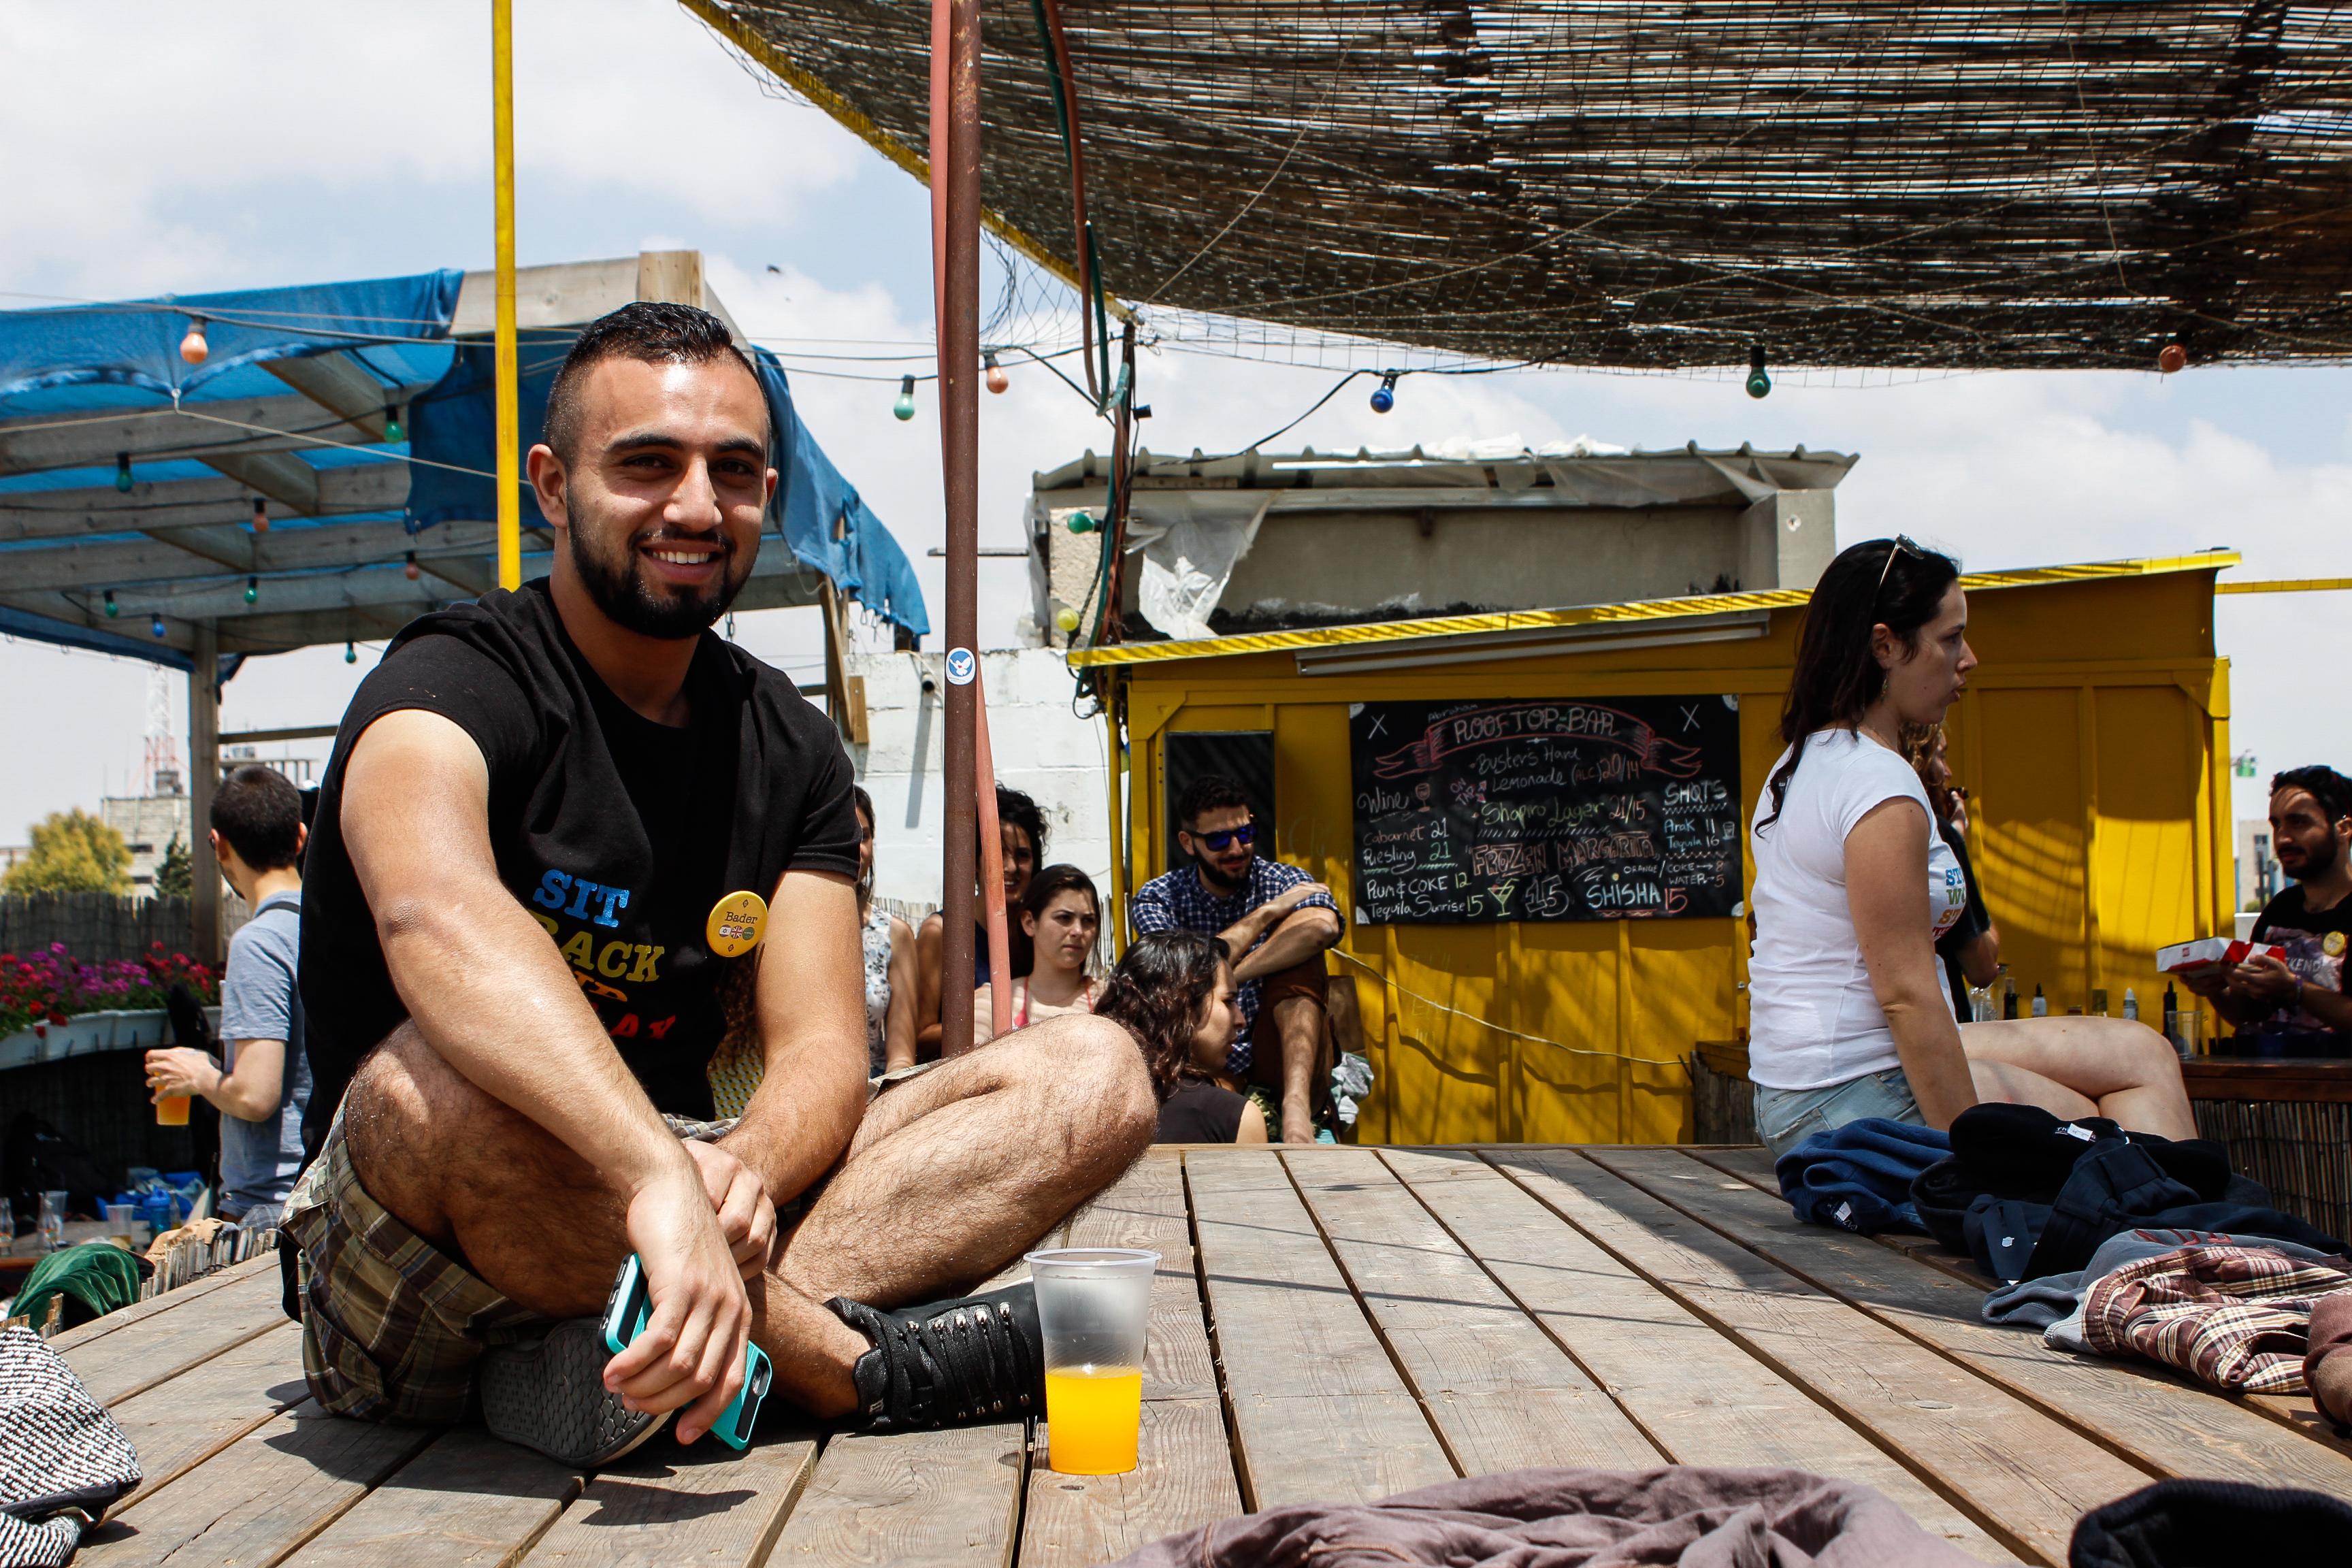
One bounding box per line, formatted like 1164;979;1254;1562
706;890;769;958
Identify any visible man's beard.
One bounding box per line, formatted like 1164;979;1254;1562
566;504;749;639
1192;848;1247;896
2291;834;2340;883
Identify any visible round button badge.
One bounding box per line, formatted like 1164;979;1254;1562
706;890;769;958
945;647;977;685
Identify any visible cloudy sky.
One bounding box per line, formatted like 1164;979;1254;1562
3;0;2347;849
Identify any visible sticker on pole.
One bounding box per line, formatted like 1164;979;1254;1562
945;648;977;685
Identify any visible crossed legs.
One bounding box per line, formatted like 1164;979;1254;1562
343;1011;1156;1418
1959;1015;2197;1139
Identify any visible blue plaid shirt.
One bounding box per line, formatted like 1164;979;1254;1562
1128;858;1339;1072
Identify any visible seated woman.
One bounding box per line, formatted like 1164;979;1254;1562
915;784;1046;1058
1096;930;1269;1144
973;864;1104;1047
1748;536;2195;1157
853;786;918;1077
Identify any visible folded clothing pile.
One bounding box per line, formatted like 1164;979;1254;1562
1104;1465;1985;1568
1776;1118;1951;1235
1908;1104;2343;1283
0;1326;141;1568
2078;1243;2352;1393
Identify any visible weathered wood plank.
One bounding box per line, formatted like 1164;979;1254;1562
102;1321;309;1515
1596;1145;2352;1500
50;1253;282;1353
1683;1145;1779;1192
523;1426;819;1568
277;1429;578;1568
1286;1148;1663;1475
1381;1150;2011;1561
77;1399;434;1568
1680;1144;2352;1454
1020;1399;1239;1568
1063;1152;1217;1401
1494;1149;2152;1565
1186;1149;1455;1508
69;1267;292;1406
771;1424;1024;1568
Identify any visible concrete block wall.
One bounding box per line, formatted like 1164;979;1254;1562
849;647;1115;911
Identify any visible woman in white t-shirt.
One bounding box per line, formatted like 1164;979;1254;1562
1746;537;2195;1156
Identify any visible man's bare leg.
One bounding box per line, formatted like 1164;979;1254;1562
343;1011;1156;1419
1959;1016;2197;1139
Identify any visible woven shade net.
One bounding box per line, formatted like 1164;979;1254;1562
691;1;2352;370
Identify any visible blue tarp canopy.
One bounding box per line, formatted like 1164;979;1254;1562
0;255;926;675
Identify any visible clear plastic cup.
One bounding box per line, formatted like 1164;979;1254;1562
37;1191;67;1252
2168;1011;2203;1060
105;1203;137;1247
1024;1247;1158;1475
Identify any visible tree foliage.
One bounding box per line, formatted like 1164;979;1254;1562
3;808;133;895
154;833;193;899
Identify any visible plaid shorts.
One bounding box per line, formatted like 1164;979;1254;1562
284;1062;941;1426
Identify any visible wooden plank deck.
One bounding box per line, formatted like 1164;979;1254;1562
63;1147;2352;1568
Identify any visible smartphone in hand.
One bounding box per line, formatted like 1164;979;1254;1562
600;1254;772;1450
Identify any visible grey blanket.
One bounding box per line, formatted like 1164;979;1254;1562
1102;1466;1984;1568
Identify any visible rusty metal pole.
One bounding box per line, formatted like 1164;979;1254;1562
934;0;983;1054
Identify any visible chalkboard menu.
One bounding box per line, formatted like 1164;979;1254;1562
1350;696;1743;925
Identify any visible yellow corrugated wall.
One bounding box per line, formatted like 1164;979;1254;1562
1120;569;2230;1145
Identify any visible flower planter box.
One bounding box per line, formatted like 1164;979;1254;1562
0;1007;220;1074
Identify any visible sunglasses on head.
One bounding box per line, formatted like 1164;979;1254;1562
1194;824;1256;851
1876;535;1923;594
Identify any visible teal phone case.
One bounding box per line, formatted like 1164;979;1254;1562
602;1254;769;1449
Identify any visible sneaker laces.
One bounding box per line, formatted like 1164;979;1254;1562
828;1286;1043;1431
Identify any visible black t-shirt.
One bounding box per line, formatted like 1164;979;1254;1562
1156;1079;1247;1143
1933;820;1993;1022
298;582;860;1151
2244;883;2352;1044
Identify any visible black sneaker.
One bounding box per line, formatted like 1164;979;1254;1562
827;1282;1044;1432
478;1318;670;1466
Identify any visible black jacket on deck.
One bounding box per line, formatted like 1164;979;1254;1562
1909;1103;2345;1282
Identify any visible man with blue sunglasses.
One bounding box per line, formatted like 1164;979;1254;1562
1130;774;1341;1142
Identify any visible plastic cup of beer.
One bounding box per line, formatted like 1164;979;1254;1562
1024;1247;1158;1475
155;1093;190;1126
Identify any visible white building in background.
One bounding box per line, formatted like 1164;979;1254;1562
848;647;1113;914
2236;817;2281;912
101;792;192;898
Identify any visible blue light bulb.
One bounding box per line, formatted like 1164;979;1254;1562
150;615;167;639
1369;372;1398;414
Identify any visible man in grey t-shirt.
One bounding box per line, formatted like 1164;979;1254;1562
146;766;312;1226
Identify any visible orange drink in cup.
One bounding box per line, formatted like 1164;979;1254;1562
1024;1247;1158;1475
155;1094;191;1126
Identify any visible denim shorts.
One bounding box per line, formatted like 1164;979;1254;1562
1752;1064;1923;1158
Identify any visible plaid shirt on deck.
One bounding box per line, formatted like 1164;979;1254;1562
2083;1243;2352;1393
1129;858;1339;1073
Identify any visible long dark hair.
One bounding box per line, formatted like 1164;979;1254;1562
851;784;877;915
1094;930;1228;1100
1760;538;1959;833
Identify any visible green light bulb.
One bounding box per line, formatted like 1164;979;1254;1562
344;641;357;665
103;591;118;618
384;410;405;442
1745;344;1771;399
1066;512;1096;534
893;374;917;421
244;576;258;605
115;453;133;493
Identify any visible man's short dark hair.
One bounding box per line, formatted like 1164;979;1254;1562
2272;765;2352;826
542;301;765;466
211;764;304;871
1177;773;1252;830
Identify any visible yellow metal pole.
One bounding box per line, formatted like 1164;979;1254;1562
491;0;522;591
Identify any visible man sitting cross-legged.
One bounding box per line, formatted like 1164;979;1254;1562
286;301;1156;1465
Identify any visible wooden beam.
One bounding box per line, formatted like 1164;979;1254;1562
201;450;321;512
0;391;421;477
190;620;220;962
220;725;339;746
263;351;395;440
448;256;640;336
3;519;507;593
142;524;255;574
0;466;408;543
